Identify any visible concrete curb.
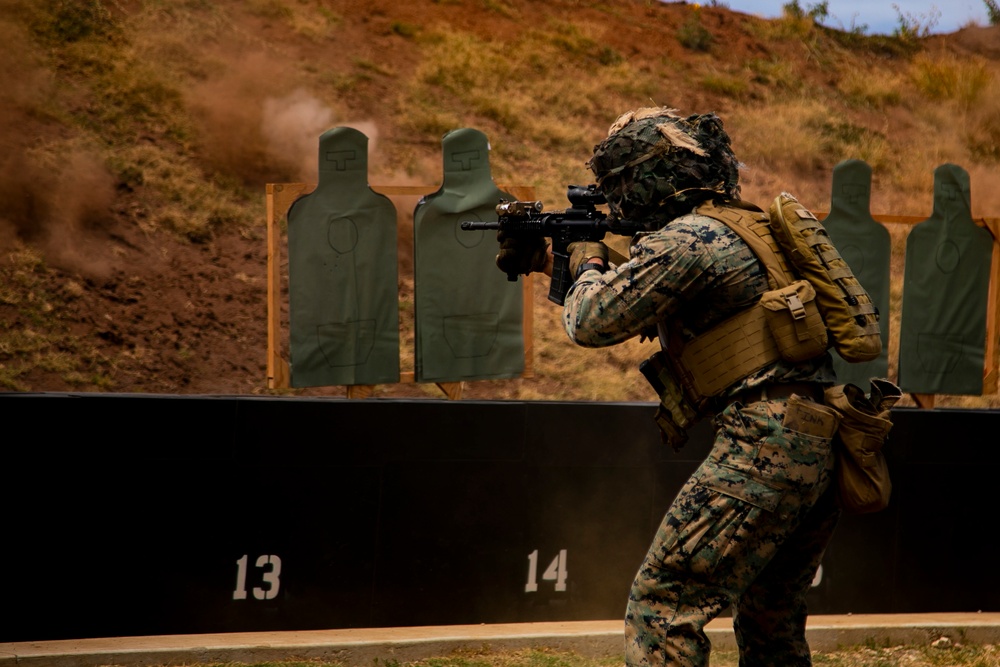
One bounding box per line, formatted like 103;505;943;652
2;614;999;666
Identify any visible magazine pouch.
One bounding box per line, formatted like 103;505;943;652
640;350;700;452
760;280;829;362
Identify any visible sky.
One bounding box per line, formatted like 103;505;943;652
712;0;991;34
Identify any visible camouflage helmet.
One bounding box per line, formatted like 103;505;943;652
587;107;741;223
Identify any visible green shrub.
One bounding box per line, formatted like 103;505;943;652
810;118;890;169
702;73;748;98
891;2;939;43
31;0;121;45
911;53;992;107
776;0;829;35
783;0;830;24
391;22;418;38
747;57;802;91
983;0;1000;25
678;6;712;51
966;112;1000;163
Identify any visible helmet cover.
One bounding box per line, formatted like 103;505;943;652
587;107;741;223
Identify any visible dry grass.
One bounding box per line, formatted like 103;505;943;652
910;52;994;107
0;245;118;391
837;69;906;110
401;22;628;204
142;643;1000;667
521;280;657;402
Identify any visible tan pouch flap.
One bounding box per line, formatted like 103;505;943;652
760;279;815;317
759;280;829;363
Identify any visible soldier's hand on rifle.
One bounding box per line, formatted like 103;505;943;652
568;241;608;279
496;230;553;277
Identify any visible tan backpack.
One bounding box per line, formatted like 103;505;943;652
695;194;882;365
768;193;882;362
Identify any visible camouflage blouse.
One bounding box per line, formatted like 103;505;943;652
562;211;836;396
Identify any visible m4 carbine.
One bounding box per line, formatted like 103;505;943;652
461;184;645;305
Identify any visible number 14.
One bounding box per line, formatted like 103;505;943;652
525;549;567;593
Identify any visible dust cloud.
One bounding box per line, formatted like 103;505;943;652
0;148;117;278
0;17;115;277
188;50;380;186
36;153;116;278
262;88;332;182
262;88;381;183
968;164;1000;218
187;52;300;185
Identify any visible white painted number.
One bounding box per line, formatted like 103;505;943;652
254;554;282;600
233;554;282;601
233;555;249;600
525;550;539;592
525;549;568;593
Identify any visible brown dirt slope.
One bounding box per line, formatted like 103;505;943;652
0;0;997;403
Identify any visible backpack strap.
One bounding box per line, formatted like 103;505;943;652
694;200;796;289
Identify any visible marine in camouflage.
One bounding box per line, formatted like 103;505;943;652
562;106;840;666
625;398;840;667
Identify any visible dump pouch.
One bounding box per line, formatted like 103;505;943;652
760;280;829;363
823;379;901;514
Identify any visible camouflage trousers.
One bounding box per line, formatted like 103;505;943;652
625;395;842;667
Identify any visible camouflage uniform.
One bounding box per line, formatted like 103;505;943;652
564;212;840;667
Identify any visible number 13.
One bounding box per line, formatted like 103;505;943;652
233;554;282;600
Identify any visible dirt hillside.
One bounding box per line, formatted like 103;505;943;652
0;0;997;403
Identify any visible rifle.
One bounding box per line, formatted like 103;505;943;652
461;184;646;305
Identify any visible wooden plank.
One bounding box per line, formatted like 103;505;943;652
265;184;313;390
984;218;1000;394
522;273;535;379
816;211;927;225
346;385;375;399
869;214;930;225
266;185;288;389
818;211;997;230
266;184;280;389
272;183;315;219
817;212;927;225
437;382;464;400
